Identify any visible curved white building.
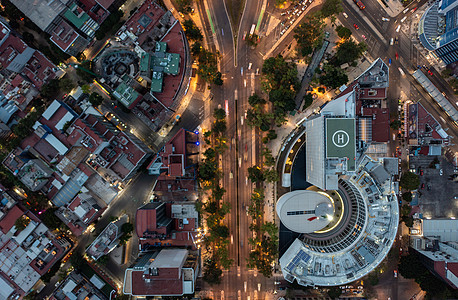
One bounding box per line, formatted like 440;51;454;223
278;156;399;286
278;58;399;287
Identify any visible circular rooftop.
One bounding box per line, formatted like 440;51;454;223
276;190;336;233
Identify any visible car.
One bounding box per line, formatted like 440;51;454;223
390;38;394;45
280;29;286;35
353;23;359;29
302;6;306;11
421;183;425;189
427;184;431;191
394;270;398;278
396;25;401;32
420;169;424;176
440;169;443;176
403;8;409;14
382;17;390;21
395;36;399;44
343;12;348;18
362;34;367;40
428;70;433;76
401;16;407;23
389;58;392;65
395;52;399;60
412;7;418;12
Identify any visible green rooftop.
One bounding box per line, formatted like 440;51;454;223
64;3;90;29
113;76;140;108
148;42;180;94
326;118;356;171
140;52;151;73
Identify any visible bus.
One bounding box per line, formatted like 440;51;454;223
353;0;365;9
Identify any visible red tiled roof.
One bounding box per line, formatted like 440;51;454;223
50;20;79;52
362;107;390;142
154;22;185;109
0;205;23;234
136;207;158;238
23;51;57;89
130;270;183;296
169;163;182;177
95;0;115;10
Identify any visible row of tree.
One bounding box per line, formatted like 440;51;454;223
199;108;232;285
399;171;420;227
183;19;223;86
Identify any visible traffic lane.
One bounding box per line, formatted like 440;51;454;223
341;0;388;45
208;0;234;57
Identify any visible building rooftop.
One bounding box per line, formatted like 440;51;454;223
10;0;68;32
123;248;198;296
279;156;399;287
49;271;108;300
406;102;449;146
86;215;127;260
50;20;81;53
276;190;334;233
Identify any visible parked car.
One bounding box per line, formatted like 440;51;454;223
353;23;359;29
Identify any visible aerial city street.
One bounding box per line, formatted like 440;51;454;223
0;0;456;299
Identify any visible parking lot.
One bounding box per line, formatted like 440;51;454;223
409;155;458;218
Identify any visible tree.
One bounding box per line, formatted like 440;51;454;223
402;192;412;202
59;77;75;93
199;161;218;181
213;108;226;120
95;10;123;40
320;0;343;18
212;120;227;135
248;94;266;107
400;171;420;190
89;92;104;107
191;42;202;57
262;56;299;92
41;78;60;98
262;148;276;167
267;130;277;140
14;215;30;231
197;49;219;84
303;93;314;109
319;64;348;89
336;25;352;39
177;0;193;13
203;258;222;285
327;286;342;298
261;222;278;239
121;222;134;235
40;207;64;230
22;32;35;46
333;39;367;65
293;16;325;57
390;119;402;130
264;168;279;183
183;19;203;42
213;71;223;85
212;224;229;239
62;121;72;133
248;165;265;183
76;61;96;83
97;255;109;265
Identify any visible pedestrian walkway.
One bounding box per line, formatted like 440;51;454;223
374;0;406;17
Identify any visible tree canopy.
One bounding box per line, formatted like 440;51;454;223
336;25;352;39
320;0;343;18
89;92;104;107
248;165;265;183
213;108;226;120
319;64;348;89
183;19;203;42
293;16;325;57
333;39;367;66
262;56;299;92
400;171;420;190
248;94;266;107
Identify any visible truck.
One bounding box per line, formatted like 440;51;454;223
353;0;365;9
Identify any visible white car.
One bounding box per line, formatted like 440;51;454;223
343;12;348;18
401;16;407;23
440;169;443;176
403;8;409;14
396;25;401;32
390;38;394;45
382;17;389;21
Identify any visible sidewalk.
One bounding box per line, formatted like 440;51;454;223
374;0;406;17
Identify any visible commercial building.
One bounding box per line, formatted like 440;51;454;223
49;271;108;300
10;0;112;56
136;202;199;251
418;0;458;65
279;58;398;287
147;128;199;201
123;248;199;297
411;219;458;289
0;204;71;299
86;214;127;260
